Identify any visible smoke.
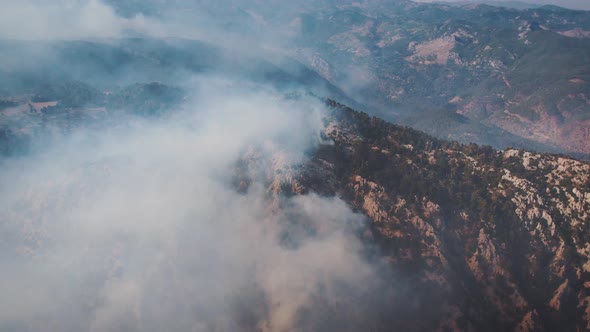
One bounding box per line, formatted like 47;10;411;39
0;0;150;40
0;79;384;332
0;1;389;329
0;0;290;44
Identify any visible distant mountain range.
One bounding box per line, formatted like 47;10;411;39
434;1;543;9
273;0;590;157
433;0;590;11
103;0;590;157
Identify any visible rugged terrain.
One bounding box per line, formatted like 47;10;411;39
5;1;590;157
284;1;590;156
238;99;590;331
119;0;590;157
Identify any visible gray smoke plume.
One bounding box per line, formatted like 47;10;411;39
0;79;384;332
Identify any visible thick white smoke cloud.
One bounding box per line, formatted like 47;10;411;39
0;79;380;331
0;0;149;40
0;0;270;43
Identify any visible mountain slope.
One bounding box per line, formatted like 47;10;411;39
254;99;590;331
280;2;590;156
168;0;588;156
1;79;589;330
0;38;351;102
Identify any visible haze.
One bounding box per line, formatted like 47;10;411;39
416;0;590;10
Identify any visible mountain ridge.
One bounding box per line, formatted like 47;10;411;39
262;98;590;330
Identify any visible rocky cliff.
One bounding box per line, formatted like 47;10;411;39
245;99;590;331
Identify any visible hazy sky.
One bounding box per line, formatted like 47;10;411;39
415;0;590;10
